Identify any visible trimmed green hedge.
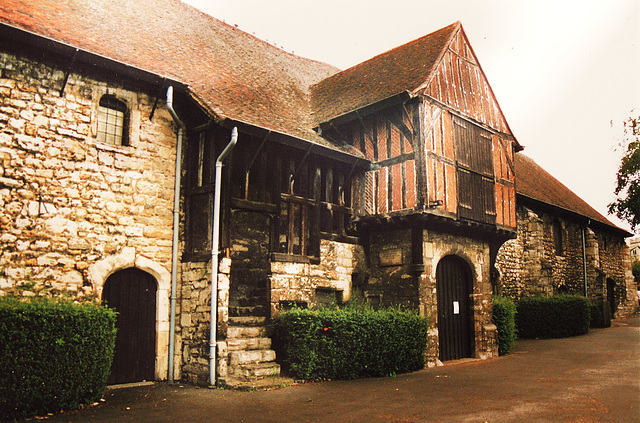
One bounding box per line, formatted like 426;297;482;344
272;307;428;381
492;296;517;355
516;295;591;339
0;297;117;420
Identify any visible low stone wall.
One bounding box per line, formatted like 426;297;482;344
270;239;362;315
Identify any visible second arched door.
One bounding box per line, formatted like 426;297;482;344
436;255;474;361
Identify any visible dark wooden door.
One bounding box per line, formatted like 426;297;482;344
436;255;473;361
103;268;157;384
607;278;616;317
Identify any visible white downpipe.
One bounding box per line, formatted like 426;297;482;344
210;127;238;387
166;86;183;383
582;219;591;297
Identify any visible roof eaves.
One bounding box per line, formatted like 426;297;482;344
222;118;371;169
186;90;225;123
0;21;187;91
518;193;633;238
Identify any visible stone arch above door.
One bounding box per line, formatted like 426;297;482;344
431;248;477;283
87;247;170;297
87;247;171;381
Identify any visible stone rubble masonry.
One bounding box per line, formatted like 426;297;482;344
179;239;359;385
178;258;232;386
0;50;179;380
359;227;497;365
0;51;178;299
496;204;638;317
419;229;497;364
269;239;362;316
365;229;418;310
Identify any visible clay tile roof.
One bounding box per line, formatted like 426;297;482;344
311;22;460;125
0;0;340;146
515;154;628;234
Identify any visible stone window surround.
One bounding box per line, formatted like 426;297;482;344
97;95;128;146
88;86;140;152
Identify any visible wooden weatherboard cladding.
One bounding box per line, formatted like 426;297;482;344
453;115;496;225
422;104;515;230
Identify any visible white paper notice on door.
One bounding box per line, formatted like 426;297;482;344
453;301;459;315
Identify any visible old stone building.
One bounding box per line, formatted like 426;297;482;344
0;39;183;383
496;154;637;319
0;0;634;389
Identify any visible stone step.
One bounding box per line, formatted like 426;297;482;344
232;362;281;379
227;337;272;351
221;376;294;391
228;316;267;326
228;349;276;366
227;325;268;339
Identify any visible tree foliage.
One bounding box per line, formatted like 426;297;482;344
609;114;640;232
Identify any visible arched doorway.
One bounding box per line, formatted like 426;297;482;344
606;278;617;318
436;255;474;361
103;268;157;384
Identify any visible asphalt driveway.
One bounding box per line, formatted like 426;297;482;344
45;316;640;422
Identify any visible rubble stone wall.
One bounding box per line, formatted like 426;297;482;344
362;229;418;310
0;50;179;379
178;258;231;385
269;239;363;315
179;236;362;384
357;227;497;365
496;204;638;317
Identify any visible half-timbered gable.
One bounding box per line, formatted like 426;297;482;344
419;27;517;230
312;22;520;234
421;27;511;133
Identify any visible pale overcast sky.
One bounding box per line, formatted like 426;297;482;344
185;0;640;233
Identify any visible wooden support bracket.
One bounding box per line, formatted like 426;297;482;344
59;48;79;97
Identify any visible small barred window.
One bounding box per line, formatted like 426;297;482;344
553;220;564;256
97;95;129;146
